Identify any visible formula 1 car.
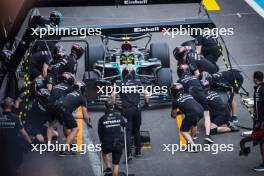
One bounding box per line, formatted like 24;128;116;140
0;0;217;106
83;33;172;105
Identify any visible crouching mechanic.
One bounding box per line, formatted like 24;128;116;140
200;78;239;135
211;69;244;123
24;88;55;143
171;83;203;148
98;99;127;176
46;72;75;142
173;45;219;76
56;81;92;156
177;64;214;143
194;33;222;65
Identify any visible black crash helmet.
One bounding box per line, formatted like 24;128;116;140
177;64;190;78
60;72;75;85
71;43;84;60
171;83;184;98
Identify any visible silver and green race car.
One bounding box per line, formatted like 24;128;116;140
83;33;173;106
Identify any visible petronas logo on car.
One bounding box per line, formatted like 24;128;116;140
134;27;159;33
124;0;148;5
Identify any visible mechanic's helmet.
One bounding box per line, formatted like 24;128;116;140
71;43;84;60
73;81;86;94
171;83;184;98
177;64;190;78
121;41;132;52
60;72;75;85
52;43;66;62
122;67;136;81
36;88;50;104
49;10;63;26
173;46;189;62
0;50;12;61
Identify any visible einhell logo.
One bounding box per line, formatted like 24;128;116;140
134;27;159;33
124;0;148;5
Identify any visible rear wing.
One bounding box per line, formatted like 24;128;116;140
32;18;216;37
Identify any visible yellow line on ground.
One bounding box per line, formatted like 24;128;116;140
175;112;187;145
202;0;221;11
76;107;83;152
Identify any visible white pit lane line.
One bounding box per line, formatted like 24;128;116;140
83;123;102;176
245;0;264;18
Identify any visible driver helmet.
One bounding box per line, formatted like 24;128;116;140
121;41;132;52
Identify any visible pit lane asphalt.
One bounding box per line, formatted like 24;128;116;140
22;1;264;176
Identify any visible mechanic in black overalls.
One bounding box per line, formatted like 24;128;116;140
252;71;264;172
52;43;84;75
56;81;91;156
15;76;51;112
24;88;53;143
48;43;84;85
112;68;149;160
173;46;219;76
171;83;203;147
31;10;63;54
195;33;222;65
200;78;239;135
0;97;32;176
211;69;244;123
29;50;52;82
45;72;75;142
98;98;127;176
177;64;214;143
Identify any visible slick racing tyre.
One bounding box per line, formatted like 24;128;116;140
86;44;105;71
150;42;170;68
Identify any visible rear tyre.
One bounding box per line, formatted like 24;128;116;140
86;45;105;71
83;71;99;101
150;42;170;68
